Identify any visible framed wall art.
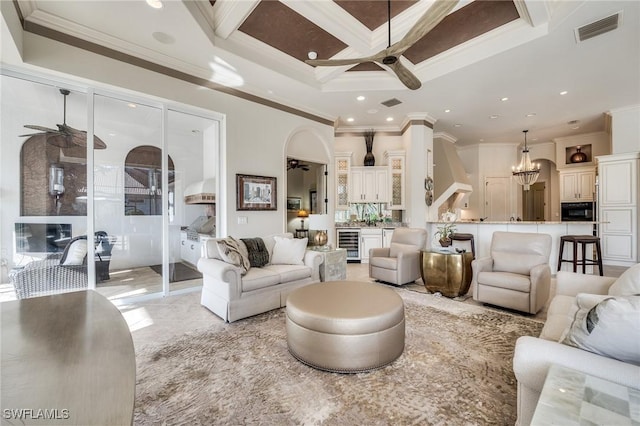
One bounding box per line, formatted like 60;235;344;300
310;190;318;214
287;197;301;212
565;144;592;164
236;174;277;211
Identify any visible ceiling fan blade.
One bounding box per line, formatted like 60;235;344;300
23;124;58;132
306;57;373;67
391;0;459;55
386;60;422;90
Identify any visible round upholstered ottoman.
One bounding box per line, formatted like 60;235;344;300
286;281;405;373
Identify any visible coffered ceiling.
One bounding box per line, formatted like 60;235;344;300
8;0;640;146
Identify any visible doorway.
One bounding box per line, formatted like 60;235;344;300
523;182;546;221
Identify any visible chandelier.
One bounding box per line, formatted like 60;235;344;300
512;130;540;191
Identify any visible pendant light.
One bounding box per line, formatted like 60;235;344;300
512;130;540;191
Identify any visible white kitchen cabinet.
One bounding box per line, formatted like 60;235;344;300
559;168;596;202
598;152;639;266
383;228;394;247
360;228;383;263
349;166;389;203
385;151;406;209
335;152;352;210
180;232;201;267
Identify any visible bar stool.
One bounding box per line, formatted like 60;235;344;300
450;233;475;259
557;235;603;276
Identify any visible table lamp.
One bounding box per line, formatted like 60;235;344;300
297;209;309;229
309;214;330;247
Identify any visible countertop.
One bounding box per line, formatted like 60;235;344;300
427;221;603;225
335;222;407;228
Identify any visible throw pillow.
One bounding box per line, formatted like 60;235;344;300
240;238;270;268
61;238;88;266
216;237;250;275
608;263;640;296
561;294;640;365
271;236;307;265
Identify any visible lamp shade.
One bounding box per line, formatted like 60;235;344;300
297;210;309;218
308;214;331;230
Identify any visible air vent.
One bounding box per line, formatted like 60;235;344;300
381;98;402;107
575;12;621;42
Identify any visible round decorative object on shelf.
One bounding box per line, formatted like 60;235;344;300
570;146;588;163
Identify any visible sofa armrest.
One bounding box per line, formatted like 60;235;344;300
197;257;241;284
555;271;616;297
513;336;640;395
471;257;493;295
303;250;323;281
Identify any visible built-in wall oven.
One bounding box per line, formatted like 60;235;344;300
336;228;361;262
561;202;595;222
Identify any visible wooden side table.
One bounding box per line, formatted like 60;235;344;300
420;249;473;297
312;248;347;282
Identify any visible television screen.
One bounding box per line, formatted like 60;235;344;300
15;223;72;253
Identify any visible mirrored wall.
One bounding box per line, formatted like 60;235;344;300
0;72;220;302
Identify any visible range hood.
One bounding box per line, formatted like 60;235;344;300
184;178;216;204
432;134;472;216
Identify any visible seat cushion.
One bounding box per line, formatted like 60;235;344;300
370;256;398;270
477;271;531;292
263;264;311;283
241;267;281;292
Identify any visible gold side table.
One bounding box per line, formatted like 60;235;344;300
420;249;473;297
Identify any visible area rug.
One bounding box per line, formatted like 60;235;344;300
134;287;543;425
149;262;202;282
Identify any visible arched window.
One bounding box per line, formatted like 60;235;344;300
124;146;174;215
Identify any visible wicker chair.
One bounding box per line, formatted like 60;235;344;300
10;231;114;299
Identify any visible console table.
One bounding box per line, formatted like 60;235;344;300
420;249;473;297
532;364;640;425
1;290;136;425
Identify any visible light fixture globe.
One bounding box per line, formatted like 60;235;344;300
512;130;540;191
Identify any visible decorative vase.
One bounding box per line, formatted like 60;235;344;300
570;146;588;163
364;129;375;166
439;238;452;247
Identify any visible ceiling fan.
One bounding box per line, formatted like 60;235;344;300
306;0;458;90
287;158;310;171
20;88;107;149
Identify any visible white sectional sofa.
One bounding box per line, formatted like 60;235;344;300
513;265;640;425
197;233;323;322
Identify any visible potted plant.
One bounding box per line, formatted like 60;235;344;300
435;223;456;247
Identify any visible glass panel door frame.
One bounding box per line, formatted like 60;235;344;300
1;67;224;302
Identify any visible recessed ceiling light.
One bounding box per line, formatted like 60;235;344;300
307;51;317;60
127;103;137;108
526;113;537;117
386;117;394;122
146;0;163;9
346;117;355;122
571;125;581;130
356;95;365;101
568;119;580;125
489;115;499;119
192;129;200;134
560;91;568;95
479;138;484;142
501;97;509;102
532;137;539;141
108;132;116;137
367;109;378;114
444;109;451;113
454;123;462;128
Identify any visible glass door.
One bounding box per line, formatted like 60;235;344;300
167;110;218;292
0;75;88;301
93;94;164;301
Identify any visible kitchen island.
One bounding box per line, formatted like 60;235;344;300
426;221;601;273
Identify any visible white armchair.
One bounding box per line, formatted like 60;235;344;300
369;227;427;285
471;231;552;314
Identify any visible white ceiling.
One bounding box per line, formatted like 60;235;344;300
12;0;640;146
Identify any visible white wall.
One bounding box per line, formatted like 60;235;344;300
609;105;640;154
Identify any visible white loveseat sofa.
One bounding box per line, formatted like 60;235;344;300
513;265;640;425
198;233;323;322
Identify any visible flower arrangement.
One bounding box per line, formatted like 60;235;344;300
434;222;457;246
